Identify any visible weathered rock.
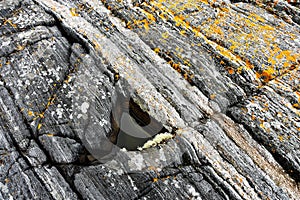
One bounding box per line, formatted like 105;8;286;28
0;0;299;199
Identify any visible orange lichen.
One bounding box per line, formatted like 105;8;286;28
28;110;34;116
210;94;216;100
293;103;299;109
227;67;235;75
137;0;299;93
256;67;276;83
3;19;17;28
153;178;159;182
173;14;188;28
245;59;254;69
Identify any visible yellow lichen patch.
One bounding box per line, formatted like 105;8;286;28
158;11;169;21
168;60;180;72
195;4;298;79
156;0;204;14
183;73;189;80
173;14;188;28
183;59;191;66
204;18;225;39
39;113;45;119
64;75;71;84
210;93;216;100
261;24;275;31
15;44;25;51
148;0;296;87
278;135;284;142
37;123;43;130
284;101;300;116
276;50;297;63
268;57;276;66
215;45;241;63
259;119;264;128
77;3;85;11
154;48;160;53
133;19;150;31
283;62;290;68
140;9;156;22
47;133;54;137
296;91;300;100
241;107;248;113
248;13;265;23
92;40;101;50
46;95;56;109
70;8;79;17
179;30;186;36
28;110;34;116
251;114;256;121
161;31;170;39
295;91;300;108
4;178;10;183
3;19;17;28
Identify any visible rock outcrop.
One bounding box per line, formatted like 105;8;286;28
0;0;299;199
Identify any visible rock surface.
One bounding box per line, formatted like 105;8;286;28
0;0;299;199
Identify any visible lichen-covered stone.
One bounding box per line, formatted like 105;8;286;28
0;0;299;199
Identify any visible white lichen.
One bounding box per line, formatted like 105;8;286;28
138;133;173;150
80;102;89;114
187;185;201;199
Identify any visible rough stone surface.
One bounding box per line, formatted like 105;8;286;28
0;0;299;199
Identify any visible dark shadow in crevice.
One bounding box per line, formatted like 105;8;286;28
109;91;168;151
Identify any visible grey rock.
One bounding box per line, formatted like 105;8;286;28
0;0;299;199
